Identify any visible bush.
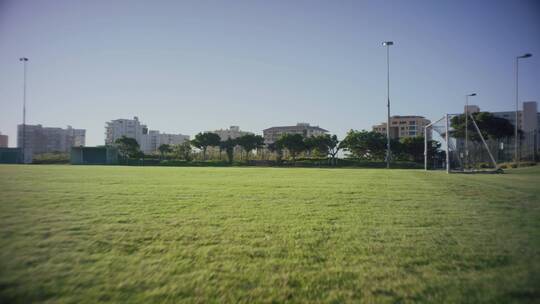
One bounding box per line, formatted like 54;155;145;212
110;157;425;169
159;160;232;167
32;152;70;164
499;161;537;169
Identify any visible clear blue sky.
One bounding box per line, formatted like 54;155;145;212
1;0;539;146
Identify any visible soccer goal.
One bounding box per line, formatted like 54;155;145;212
424;114;499;173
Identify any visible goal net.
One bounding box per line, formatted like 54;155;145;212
424;114;498;173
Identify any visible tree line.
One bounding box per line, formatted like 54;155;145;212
113;112;519;165
114;131;439;165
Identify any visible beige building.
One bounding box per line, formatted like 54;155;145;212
206;126;254;156
0;133;7;148
212;126;253;141
263;123;328;144
372;116;431;139
464;105;480;114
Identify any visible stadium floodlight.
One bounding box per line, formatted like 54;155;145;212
382;41;394;169
19;57;29;164
465;93;477;169
515;53;532;166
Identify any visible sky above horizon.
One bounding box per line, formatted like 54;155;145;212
1;0;539;147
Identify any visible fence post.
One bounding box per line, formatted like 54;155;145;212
424;126;428;171
446;114;450;174
531;129;537;163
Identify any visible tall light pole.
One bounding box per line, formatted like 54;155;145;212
19;57;29;163
382;41;394;169
465;93;476;169
515;53;532;166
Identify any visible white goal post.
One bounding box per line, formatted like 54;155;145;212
424;113;497;173
424;115;450;173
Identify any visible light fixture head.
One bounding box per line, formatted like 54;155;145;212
382;41;394;46
19;57;28;61
468;93;477;97
518;53;532;59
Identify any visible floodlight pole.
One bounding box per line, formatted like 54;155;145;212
515;53;532;167
19;57;29;163
382;41;394;169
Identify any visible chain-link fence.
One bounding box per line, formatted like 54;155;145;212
426;114;539;171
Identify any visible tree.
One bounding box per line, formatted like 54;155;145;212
191;132;221;160
114;136;141;159
340;130;386;160
236;134;265;161
173;141;192;161
276;133;306;162
220;138;237;164
158;144;172;160
399;137;422;163
326;134;341;165
395;136;442;164
267;142;283;163
303;136;318;157
450;112;515;141
304;134;341;165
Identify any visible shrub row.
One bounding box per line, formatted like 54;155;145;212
116;158;425;169
498;161;537;169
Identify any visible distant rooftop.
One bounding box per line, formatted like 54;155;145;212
391;115;426;119
263;123;328;133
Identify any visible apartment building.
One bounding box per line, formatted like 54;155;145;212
211;126;253;141
372;116;431;140
263;123;328;144
0;132;7;148
159;133;190;146
204;126;255;155
105;116;148;147
105;116;189;153
464;101;539;132
17;124;86;163
464;105;480;114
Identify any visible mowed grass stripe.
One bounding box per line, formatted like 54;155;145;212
0;165;539;303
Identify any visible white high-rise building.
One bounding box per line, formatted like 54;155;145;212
105;116;148;147
105;116;189;153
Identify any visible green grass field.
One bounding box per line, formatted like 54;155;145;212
1;165;539;303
